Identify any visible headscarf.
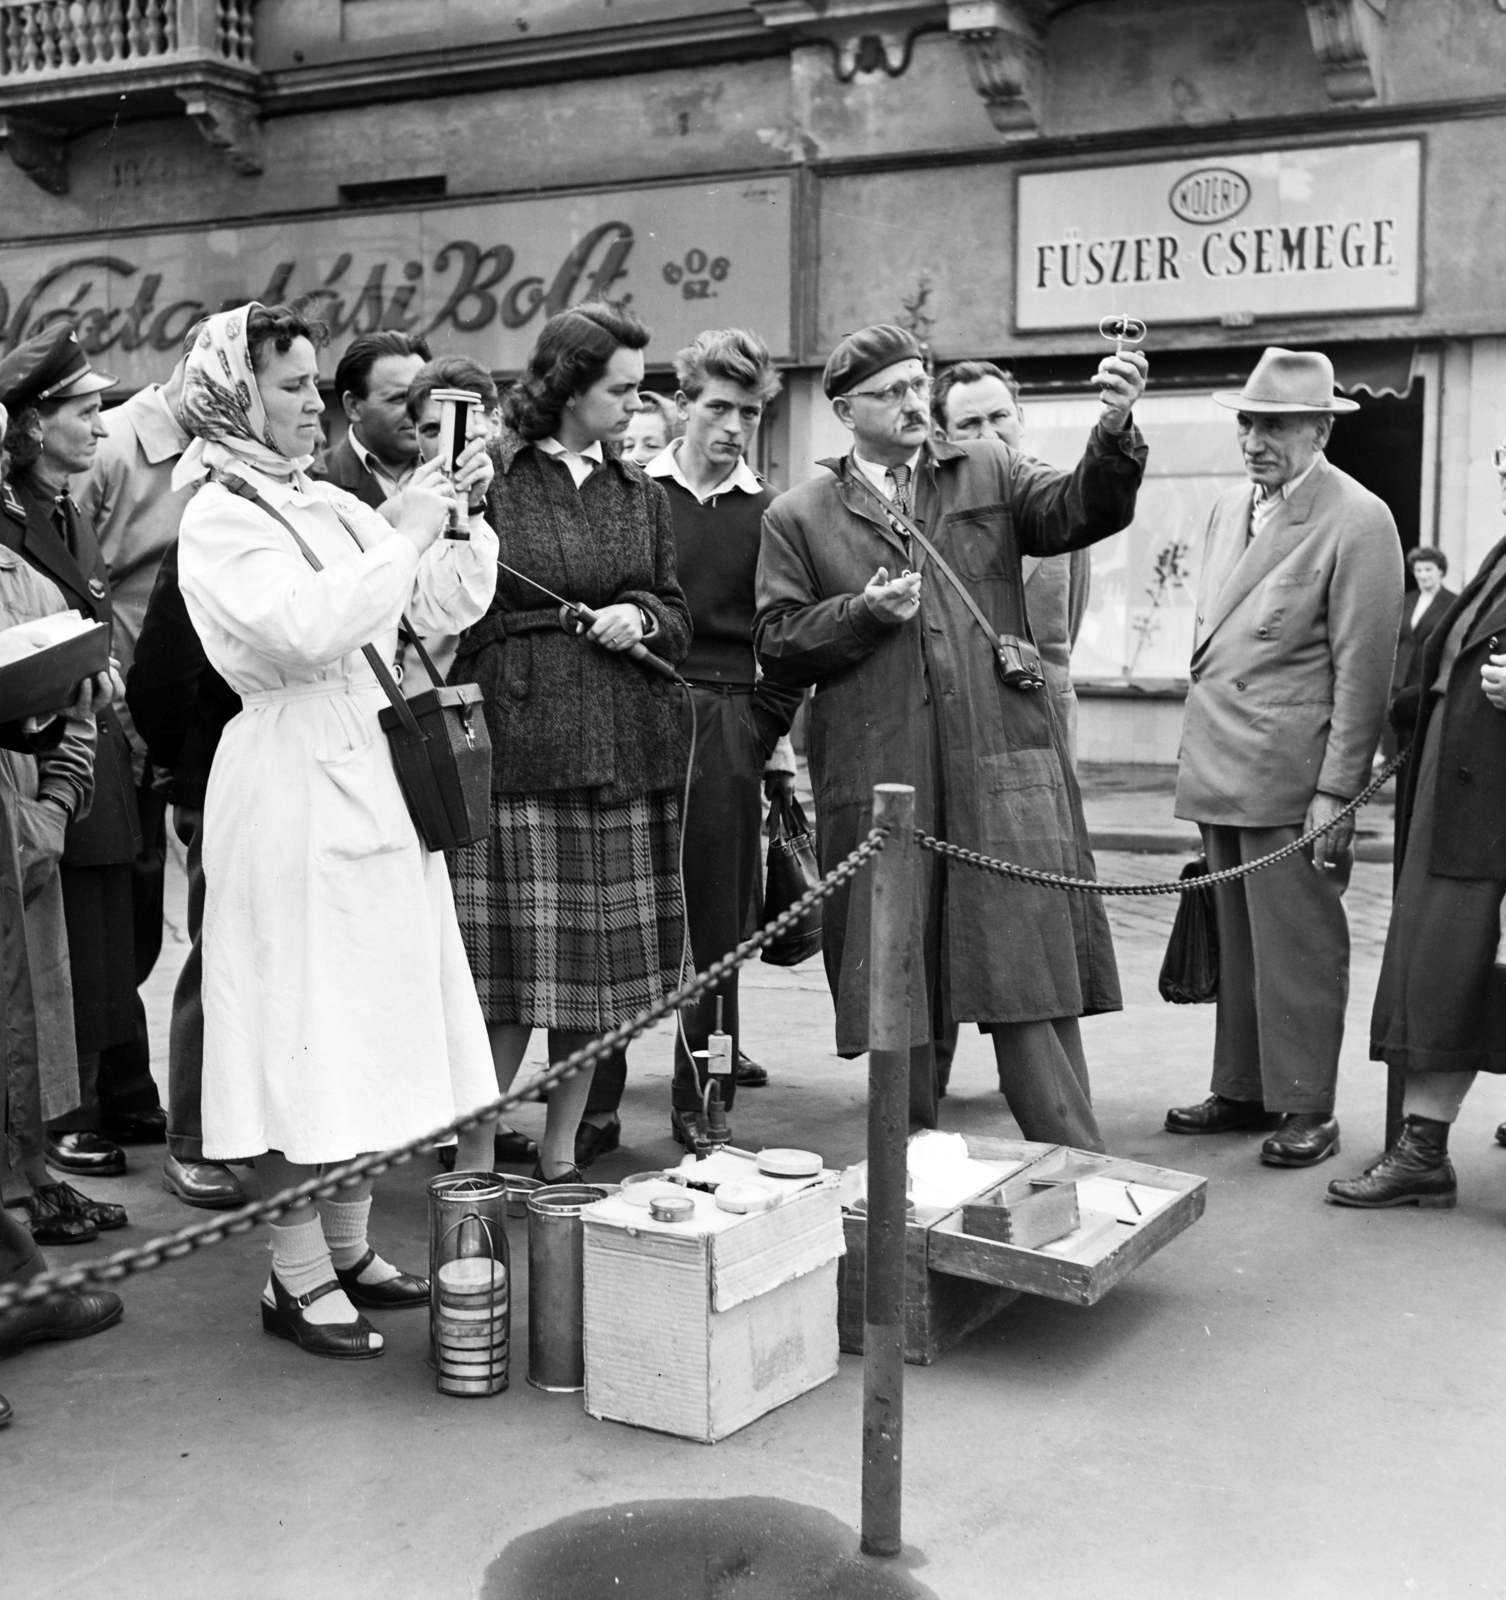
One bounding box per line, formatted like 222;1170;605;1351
171;304;314;490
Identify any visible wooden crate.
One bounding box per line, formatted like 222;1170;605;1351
838;1137;1208;1362
927;1148;1208;1308
836;1134;1044;1366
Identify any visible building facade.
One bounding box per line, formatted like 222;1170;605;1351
3;0;1503;758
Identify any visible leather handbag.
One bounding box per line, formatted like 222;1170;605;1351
762;786;823;967
848;473;1047;692
222;477;492;853
1158;856;1220;1004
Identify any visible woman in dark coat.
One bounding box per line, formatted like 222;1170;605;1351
1387;546;1456;752
1328;491;1506;1209
449;302;691;1183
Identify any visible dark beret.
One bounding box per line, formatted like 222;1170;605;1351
0;325;115;411
822;324;924;400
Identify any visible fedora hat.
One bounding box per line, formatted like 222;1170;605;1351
1213;347;1358;415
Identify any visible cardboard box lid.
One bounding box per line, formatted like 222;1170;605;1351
583;1174;843;1313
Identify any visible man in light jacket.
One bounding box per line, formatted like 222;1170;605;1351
755;324;1147;1140
1165;348;1403;1168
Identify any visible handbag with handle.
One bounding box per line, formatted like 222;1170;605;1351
220;475;492;853
761;785;823;967
1158;856;1220;1004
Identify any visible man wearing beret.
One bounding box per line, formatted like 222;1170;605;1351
1165;348;1403;1168
755;324;1147;1137
0;326;158;1181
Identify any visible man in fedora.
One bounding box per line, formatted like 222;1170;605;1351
1166;347;1403;1167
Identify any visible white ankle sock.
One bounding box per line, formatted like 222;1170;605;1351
266;1214;371;1333
319;1195;400;1285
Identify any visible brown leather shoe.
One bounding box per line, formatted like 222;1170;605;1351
5;1190;96;1246
44;1181;127;1232
1260;1112;1341;1167
45;1131;126;1177
1165;1095;1278;1135
0;1286;123;1357
163;1153;246;1210
1327;1116;1455;1208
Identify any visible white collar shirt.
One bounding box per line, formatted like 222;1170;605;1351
645;440;762;504
851;447;922;503
536;436;604;489
1251;452;1322;537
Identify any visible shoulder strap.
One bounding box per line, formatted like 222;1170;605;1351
843;467;1011;659
217;474;426;742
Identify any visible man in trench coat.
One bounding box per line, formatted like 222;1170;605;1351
754;325;1147;1137
1165;348;1403;1168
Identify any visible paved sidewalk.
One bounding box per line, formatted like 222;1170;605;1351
6;818;1503;1600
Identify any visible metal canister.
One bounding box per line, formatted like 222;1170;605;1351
526;1183;607;1393
427;1172;510;1397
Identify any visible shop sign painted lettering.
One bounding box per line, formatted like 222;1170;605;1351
0;178;793;387
1015;141;1420;331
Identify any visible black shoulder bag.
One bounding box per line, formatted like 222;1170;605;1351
220;476;492;853
847;472;1047;693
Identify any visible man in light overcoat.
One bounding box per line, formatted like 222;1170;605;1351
755;324;1147;1139
1166;347;1403;1167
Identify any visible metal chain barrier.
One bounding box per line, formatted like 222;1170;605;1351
0;751;1407;1312
0;825;891;1312
916;749;1407;897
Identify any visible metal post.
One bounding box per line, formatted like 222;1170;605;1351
862;783;916;1559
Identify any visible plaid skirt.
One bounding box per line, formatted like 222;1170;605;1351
450;788;684;1032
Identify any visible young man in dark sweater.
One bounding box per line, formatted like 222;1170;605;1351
577;329;802;1162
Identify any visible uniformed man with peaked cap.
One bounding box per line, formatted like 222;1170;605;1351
0;325;160;1185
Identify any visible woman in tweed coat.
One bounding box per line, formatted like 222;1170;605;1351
450;302;691;1183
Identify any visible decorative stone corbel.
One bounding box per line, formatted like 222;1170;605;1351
176;88;264;175
1303;0;1387;105
0;114;68;196
749;1;933;82
948;0;1048;134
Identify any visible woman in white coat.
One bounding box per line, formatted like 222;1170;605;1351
175;304;500;1360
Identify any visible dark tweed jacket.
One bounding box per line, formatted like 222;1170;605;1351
452;431;691;801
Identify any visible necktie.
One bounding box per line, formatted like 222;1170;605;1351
1249;487;1278;543
886;463;912;519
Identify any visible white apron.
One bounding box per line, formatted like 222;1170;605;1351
178;469;499;1164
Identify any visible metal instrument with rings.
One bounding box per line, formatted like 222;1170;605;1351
1099;314;1148;355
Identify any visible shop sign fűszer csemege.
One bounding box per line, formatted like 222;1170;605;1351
1015;140;1421;332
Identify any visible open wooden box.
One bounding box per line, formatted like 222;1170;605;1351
837;1135;1207;1365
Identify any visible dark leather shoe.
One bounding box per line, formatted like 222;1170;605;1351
44;1181;127;1232
1327;1115;1456;1208
0;1286;123;1357
671;1108;717;1152
46;1131;126;1176
1165;1095;1277;1135
5;1191;96;1247
493;1124;539;1166
1260;1112;1341;1167
100;1107;167;1145
531;1159;585;1185
734;1053;768;1089
1496;1121;1506;1149
260;1274;382;1359
574;1117;620;1169
163;1153;246;1210
334;1248;429;1310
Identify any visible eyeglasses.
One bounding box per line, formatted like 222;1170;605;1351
1494;446;1506;473
847;376;932;408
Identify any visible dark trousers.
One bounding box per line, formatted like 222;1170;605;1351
0;1201;43;1284
49;783;165;1132
587;686;771;1119
166;809;206;1162
1202;822;1352;1115
934;1017;1104;1149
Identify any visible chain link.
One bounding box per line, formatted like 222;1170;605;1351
0;826;890;1312
916;749;1407;896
